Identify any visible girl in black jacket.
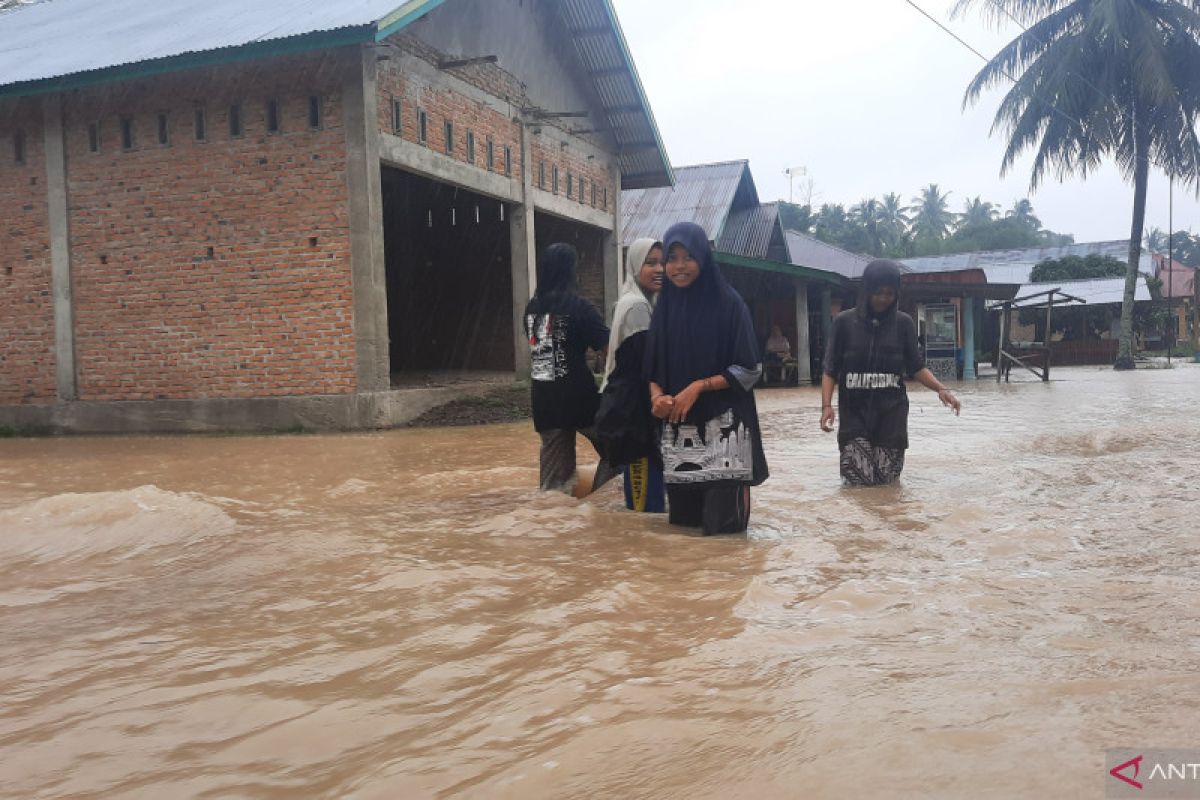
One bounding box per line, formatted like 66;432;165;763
820;260;961;485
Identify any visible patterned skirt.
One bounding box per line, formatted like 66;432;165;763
839;437;906;486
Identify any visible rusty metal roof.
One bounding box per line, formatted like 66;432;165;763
621;160;753;244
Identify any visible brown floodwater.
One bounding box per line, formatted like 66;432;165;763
1;365;1198;799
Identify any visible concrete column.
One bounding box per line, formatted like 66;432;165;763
43;95;77;401
344;45;390;392
602;163;623;322
962;296;977;380
510;120;537;375
794;278;812;384
821;286;833;340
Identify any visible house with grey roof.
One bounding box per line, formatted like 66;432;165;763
622;160;845;384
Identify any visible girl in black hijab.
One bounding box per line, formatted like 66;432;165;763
644;222;768;534
820;259;961;485
525;243;617;493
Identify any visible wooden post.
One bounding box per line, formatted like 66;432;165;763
1044;291;1054;382
997;302;1008;383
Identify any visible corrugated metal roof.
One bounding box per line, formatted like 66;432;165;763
557;0;672;190
718;201;782;261
1012;276;1153;306
784;230;874;279
0;0;410;90
621;160;750;244
0;0;672;190
900;240;1155;275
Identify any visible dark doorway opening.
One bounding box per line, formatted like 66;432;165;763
381;168;514;380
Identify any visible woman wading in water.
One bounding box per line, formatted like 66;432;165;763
595;238;666;512
644;222;768;534
525;243;618;494
820;259;961;485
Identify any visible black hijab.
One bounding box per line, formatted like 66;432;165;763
857;259;903;322
644;222;760;416
529;242;578;313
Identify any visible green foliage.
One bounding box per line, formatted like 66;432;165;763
1029;254;1126;283
778;202;813;234
955;0;1200;367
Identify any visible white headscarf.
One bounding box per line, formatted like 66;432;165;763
601;238;661;388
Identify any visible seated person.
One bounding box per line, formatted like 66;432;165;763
765;325;792;364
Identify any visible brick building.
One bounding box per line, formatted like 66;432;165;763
0;0;671;432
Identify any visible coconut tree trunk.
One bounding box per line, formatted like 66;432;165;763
1115;133;1150;371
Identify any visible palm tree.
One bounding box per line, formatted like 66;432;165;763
960;196;1001;229
877;192;911;252
956;0;1200;370
909;184;955;242
849;197;885;255
1144;226;1169;254
1006;198;1042;231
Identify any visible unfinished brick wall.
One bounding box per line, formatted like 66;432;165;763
377;38;525;182
0;97;56;405
62;51;359;402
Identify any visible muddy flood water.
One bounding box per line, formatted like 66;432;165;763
1;366;1198;799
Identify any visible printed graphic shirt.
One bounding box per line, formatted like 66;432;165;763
823;309;925;449
524;294;609;433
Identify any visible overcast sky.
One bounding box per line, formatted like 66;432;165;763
609;0;1199;244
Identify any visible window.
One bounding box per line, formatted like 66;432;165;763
444;121;454;155
266;99;280;134
552;165;559;194
391;97;402;134
13;130;25;164
87;123;99;153
566;172;573;198
602;186;608;211
229;104;243;138
417;109;427;145
538;161;545;189
193;107;207;142
592;181;597;207
156;113;169;146
578;178;586;204
307;95;322;129
466;131;476;163
504;145;512;177
120;116;135;150
486;137;494;171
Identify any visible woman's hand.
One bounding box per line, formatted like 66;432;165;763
937;388;961;416
820;405;836;432
669;381;705;424
651;394;675;419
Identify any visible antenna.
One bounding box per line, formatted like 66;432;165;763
784;165;807;204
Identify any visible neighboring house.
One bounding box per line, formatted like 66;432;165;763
900;240;1155;285
0;0;672;432
622;160;844;384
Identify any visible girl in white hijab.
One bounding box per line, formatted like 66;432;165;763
594;238;665;511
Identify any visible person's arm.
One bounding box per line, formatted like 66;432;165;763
912;369;961;415
667;374;730;424
820;373;837;431
649;381;674;419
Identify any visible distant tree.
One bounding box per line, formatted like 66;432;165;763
1006;199;1042;231
1030;254;1126;283
909;184;955;244
849;197;885;256
959;196;1001;229
1144;226;1169;255
778;202;814;234
877;192;910;253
